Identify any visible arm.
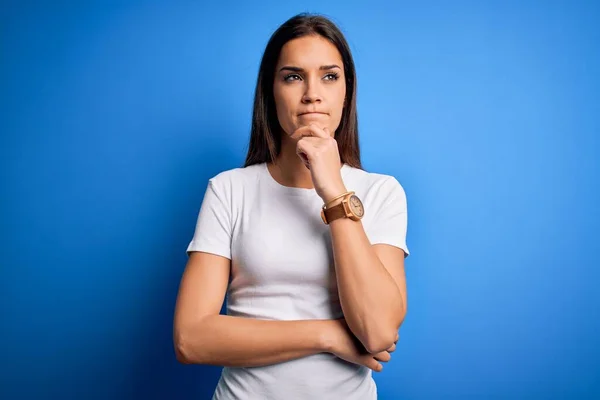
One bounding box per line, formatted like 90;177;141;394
173;251;330;367
328;198;408;354
177;315;331;367
291;124;409;355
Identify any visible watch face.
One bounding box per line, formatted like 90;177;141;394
349;195;364;217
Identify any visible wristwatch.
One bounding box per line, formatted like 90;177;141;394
320;191;365;224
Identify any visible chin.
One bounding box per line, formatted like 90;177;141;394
295;121;327;130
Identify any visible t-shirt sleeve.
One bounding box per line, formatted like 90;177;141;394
364;177;410;258
186;178;232;259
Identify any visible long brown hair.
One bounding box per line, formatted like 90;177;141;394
243;13;362;169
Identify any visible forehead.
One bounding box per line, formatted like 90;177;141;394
276;35;343;68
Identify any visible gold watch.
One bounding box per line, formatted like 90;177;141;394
320;191;365;224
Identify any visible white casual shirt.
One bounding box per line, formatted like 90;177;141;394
186;162;409;400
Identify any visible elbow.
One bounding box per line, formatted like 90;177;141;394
174;331;191;364
173;327;200;365
363;313;406;354
174;315;213;365
364;332;397;354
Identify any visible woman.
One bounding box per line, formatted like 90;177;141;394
173;13;410;400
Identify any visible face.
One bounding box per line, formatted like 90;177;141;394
273;35;346;137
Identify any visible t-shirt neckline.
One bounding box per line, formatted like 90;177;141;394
261;162;350;197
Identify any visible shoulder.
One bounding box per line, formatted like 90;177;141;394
208;163;263;192
343;164;406;201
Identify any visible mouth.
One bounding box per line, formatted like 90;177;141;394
298;112;328;117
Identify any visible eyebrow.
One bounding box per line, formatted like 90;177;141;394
278;64;341;73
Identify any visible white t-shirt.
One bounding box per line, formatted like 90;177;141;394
186;162;409;400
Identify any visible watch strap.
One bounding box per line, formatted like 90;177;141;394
323;202;347;224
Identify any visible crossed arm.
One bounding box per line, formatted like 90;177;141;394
173;240;407;368
329;214;407;354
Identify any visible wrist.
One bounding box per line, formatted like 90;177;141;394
318;320;338;353
322;186;348;205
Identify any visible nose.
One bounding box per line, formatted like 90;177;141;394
301;77;322;104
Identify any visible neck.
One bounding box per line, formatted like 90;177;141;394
269;136;314;189
267;134;343;189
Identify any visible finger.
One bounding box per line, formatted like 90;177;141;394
295;142;311;169
395;332;399;343
295;137;327;159
290;124;328;140
302;124;328;138
365;357;383;372
373;361;384;372
298;151;309;167
290;126;311;140
374;351;391;362
296;140;311;161
387;343;396;353
291;125;324;140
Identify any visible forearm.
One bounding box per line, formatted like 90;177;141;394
329;217;404;353
175;315;330;367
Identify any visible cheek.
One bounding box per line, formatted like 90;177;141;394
329;88;346;128
337;86;347;109
273;86;297;133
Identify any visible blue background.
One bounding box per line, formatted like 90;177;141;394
2;1;599;399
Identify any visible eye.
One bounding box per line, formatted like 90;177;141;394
284;74;301;82
283;72;340;83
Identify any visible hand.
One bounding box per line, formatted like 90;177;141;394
290;124;347;202
324;318;399;373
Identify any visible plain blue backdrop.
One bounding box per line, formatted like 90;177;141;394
2;1;599;399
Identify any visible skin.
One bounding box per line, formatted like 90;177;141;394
173;34;406;375
269;34;406;364
269;34;347;201
274;34;346;139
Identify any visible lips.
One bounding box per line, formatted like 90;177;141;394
299;112;328;116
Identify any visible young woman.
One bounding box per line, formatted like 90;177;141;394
174;13;410;400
